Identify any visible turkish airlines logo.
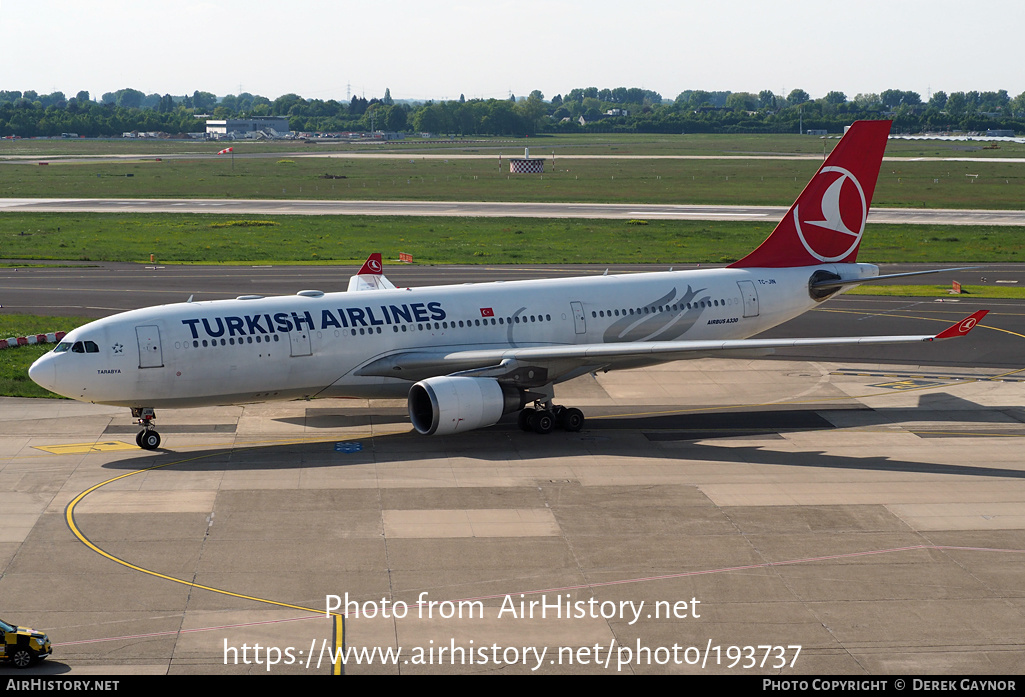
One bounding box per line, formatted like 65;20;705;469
958;317;978;334
368;259;383;273
793;166;867;263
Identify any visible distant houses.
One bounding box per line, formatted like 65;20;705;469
205;116;292;139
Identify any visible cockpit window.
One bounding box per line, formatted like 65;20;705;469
69;341;100;354
53;342;72;353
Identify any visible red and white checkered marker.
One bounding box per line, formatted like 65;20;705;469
0;331;66;350
217;147;234;155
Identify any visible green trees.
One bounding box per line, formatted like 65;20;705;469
786;89;810;106
725;92;757;111
1;84;1023;138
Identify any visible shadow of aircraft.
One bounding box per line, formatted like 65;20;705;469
97;391;1025;481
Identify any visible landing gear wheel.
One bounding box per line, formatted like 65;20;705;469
559;408;585;432
518;408;534;432
529;410;555;435
11;648;33;668
138;430;161;450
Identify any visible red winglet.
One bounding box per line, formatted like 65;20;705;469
933;310;988;340
356;253;384;275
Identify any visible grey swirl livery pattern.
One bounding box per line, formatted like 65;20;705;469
601;286;709;343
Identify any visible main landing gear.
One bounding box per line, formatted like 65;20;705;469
131;407;161;450
518;401;585;435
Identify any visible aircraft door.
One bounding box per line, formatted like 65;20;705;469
737;280;760;318
289;328;312;357
570;301;586;334
136;325;164;368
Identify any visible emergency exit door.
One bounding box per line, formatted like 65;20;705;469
136;325;164;368
737;280;760;318
570;301;586;334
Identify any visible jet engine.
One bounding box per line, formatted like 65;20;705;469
408;376;526;436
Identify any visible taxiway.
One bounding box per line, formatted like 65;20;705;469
0;276;1022;674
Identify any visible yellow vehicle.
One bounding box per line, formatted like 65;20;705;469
0;618;52;668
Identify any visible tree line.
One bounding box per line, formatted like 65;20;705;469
1;86;1023;138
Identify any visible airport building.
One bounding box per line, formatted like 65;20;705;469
206;116;292;139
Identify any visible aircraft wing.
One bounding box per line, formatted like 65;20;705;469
355;311;988;386
347;253;397;292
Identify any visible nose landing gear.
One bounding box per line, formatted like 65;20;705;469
131;407;161;450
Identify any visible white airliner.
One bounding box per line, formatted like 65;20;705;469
29;120;987;449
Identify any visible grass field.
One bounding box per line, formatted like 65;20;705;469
4;132;1025;158
2;153;1024;209
845;284;1025;298
3;212;1025;264
0;314;90;398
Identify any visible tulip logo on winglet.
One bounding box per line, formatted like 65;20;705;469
794;166;867;263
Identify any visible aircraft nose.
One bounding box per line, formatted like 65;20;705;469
28;354;55;392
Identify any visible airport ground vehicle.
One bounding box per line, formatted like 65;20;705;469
0;618;52;668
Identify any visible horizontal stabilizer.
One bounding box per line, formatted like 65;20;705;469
811;266;979;290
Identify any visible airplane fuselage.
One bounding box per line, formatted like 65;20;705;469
30;263;878;409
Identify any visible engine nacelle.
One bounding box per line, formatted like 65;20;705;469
408;376;525;436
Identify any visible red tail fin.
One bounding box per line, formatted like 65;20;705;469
729;120;892;268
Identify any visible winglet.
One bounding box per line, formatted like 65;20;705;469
356;253;384;276
932;310;988;340
348;253;396;292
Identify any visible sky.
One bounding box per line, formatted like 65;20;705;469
3;0;1023;104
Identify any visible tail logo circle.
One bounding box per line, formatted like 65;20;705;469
959;317;977;333
793;166;867;262
369;259;383;273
